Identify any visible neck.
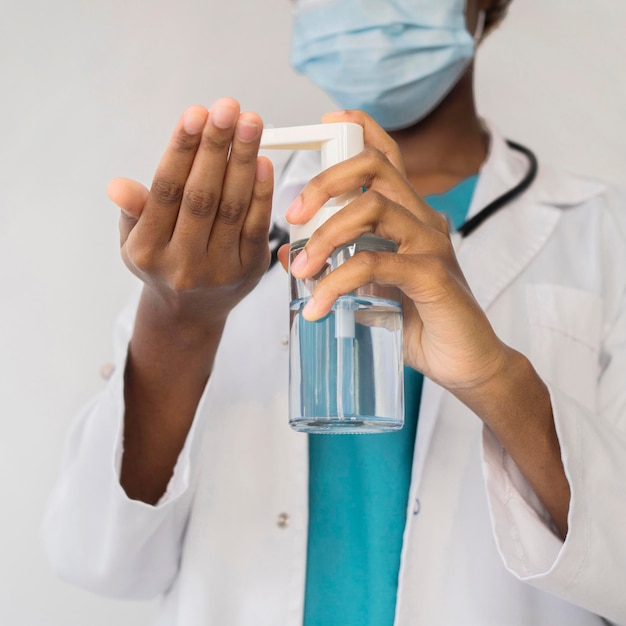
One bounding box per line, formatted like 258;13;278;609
388;66;489;197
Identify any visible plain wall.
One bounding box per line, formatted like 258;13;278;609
0;1;624;624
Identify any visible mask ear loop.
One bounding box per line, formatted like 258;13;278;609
474;10;486;44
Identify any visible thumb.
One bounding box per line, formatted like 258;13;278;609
107;177;149;218
107;177;149;244
277;243;289;272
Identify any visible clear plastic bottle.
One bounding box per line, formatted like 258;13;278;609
289;234;404;433
260;123;404;434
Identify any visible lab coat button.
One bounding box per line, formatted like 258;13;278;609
100;363;115;380
280;335;289;347
413;498;421;516
276;512;290;528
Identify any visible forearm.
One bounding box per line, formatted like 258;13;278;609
455;345;570;538
120;287;225;504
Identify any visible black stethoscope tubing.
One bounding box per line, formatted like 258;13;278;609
268;140;538;268
457;140;538;238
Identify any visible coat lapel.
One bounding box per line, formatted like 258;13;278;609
456;122;604;312
457;125;557;312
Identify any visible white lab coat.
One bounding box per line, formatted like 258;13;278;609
42;125;626;626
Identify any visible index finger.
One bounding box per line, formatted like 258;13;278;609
322;109;406;175
134;105;210;247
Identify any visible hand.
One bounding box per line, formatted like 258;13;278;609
107;98;274;331
281;111;570;536
282;109;508;394
109;99;274;503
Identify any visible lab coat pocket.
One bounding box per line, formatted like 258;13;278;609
526;285;602;412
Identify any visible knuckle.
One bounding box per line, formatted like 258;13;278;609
127;242;158;274
356;249;380;267
387;135;401;155
305;172;325;198
184;189;219;219
362;188;385;211
173;132;199;154
359;189;388;227
253;185;273;205
118;213;136;240
152;177;184;207
242;223;270;246
433;211;451;234
432;227;454;254
363;146;387;169
217;200;247;226
167;267;197;293
365;145;386;163
356;147;384;188
228;149;257;168
201;132;231;153
353;249;380;279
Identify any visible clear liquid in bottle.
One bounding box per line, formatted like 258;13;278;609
289;235;404;434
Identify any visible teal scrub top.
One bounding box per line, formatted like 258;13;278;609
303;175;479;626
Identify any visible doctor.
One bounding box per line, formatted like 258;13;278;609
43;0;626;625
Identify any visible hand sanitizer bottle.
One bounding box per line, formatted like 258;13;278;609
260;123;403;434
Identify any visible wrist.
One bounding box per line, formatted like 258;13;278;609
126;289;227;388
453;345;546;430
457;346;569;538
138;285;229;348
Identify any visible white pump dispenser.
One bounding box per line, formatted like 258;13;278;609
261;123;364;342
260;122;364;242
260;122;404;434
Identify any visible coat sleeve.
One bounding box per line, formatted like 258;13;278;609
40;289;207;600
481;191;626;626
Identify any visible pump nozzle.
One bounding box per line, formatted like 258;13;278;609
260;122;364;242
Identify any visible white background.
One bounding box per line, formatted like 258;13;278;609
1;0;625;624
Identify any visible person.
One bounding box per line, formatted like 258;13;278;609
42;0;626;624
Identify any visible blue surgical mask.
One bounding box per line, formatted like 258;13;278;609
291;0;477;130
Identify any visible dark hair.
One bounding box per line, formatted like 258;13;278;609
484;0;513;36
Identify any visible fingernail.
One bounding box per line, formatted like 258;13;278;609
290;249;308;275
285;196;303;221
256;159;272;182
211;101;238;129
183;107;206;134
322;110;349;122
302;296;317;319
236;117;261;142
